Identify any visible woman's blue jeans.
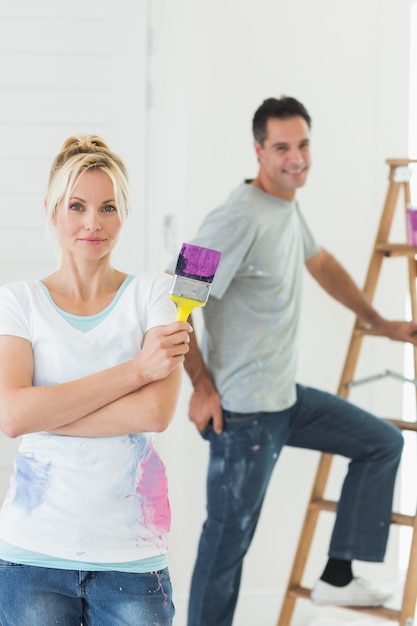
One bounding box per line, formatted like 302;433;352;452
187;384;404;626
0;564;174;625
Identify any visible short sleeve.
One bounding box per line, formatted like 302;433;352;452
296;204;320;260
0;283;31;341
166;208;255;300
141;273;177;331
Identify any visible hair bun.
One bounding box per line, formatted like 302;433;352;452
60;134;110;154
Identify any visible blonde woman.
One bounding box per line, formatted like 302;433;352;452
0;135;191;625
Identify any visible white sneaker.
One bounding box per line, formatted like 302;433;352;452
311;577;392;607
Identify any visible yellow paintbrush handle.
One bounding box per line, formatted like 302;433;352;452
169;294;204;321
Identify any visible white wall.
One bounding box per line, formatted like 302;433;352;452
149;1;414;623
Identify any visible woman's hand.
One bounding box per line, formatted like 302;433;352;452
134;321;193;386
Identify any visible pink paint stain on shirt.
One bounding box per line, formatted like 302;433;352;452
134;444;171;534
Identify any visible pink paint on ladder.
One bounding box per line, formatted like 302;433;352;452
406;205;417;246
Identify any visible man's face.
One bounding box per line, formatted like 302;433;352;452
254;116;311;200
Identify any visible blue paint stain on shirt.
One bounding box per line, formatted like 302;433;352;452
113;434;148;499
13;454;52;514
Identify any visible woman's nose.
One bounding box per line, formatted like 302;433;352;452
84;212;102;231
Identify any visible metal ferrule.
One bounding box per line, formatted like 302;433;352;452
169;275;212;304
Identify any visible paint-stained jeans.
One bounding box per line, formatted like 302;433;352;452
188;384;404;626
0;564;174;626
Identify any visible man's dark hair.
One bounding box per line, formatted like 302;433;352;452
252;96;312;145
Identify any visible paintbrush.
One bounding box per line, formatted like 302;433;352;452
169;243;221;321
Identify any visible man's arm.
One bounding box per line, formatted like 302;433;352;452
183;314;224;434
306;247;417;343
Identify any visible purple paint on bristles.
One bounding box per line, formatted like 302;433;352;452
175;243;221;283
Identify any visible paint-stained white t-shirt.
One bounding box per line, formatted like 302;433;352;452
0;274;177;563
168;182;320;413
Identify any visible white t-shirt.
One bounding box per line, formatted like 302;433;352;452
0;273;177;563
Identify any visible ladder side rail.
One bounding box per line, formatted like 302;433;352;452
401;177;417;626
337;331;364;397
338;173;401;393
362;175;400;299
399;505;417;625
407;256;417;412
406;163;417;409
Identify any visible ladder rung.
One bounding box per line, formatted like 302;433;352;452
287;585;311;600
388;418;417;432
287;585;402;622
310;499;416;527
391;511;416;527
386;157;417;166
375;242;417;257
309;498;337;513
353;326;385;338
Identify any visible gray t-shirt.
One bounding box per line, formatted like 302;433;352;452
169;181;320;413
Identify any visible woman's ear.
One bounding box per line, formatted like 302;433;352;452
45;197;57;225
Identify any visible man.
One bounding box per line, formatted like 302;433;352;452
168;96;417;626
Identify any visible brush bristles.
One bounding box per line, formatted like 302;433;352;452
169;275;212;304
175;243;221;283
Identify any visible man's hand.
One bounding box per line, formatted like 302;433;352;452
372;319;417;345
189;376;223;434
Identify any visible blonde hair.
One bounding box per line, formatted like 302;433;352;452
45;134;130;223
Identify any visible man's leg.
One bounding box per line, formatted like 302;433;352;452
287;384;403;605
187;409;291;626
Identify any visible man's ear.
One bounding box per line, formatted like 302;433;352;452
254;140;263;163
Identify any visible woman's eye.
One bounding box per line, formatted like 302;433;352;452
69;203;83;211
102;205;117;213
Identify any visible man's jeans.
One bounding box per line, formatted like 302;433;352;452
188;384;404;626
0;564;174;625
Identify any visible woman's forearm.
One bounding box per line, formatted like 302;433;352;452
48;368;183;437
0;323;190;438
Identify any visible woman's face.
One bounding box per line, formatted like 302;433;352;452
53;169;122;263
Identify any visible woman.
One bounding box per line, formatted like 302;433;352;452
0;135;191;625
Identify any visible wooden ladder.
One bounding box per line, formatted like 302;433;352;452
277;158;417;626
